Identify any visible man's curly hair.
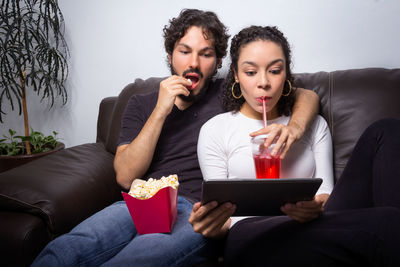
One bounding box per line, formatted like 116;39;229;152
222;26;295;115
163;9;229;64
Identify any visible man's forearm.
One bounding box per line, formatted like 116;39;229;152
114;108;168;190
289;88;319;137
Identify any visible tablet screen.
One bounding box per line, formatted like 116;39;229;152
201;178;322;216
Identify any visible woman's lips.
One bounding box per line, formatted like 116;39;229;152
256;96;271;103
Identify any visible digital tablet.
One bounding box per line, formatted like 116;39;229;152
201;178;322;216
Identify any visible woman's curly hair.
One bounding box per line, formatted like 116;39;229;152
163;9;229;66
221;26;295;116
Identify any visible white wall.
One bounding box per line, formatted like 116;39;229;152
2;0;399;147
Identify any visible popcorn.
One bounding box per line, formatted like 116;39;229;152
129;174;179;200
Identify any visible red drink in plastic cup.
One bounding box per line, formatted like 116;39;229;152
253;154;281;179
251;136;281;179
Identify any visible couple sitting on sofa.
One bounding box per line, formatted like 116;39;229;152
33;8;400;267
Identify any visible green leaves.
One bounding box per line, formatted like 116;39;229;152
0;128;59;156
24;129;59;153
0;0;69;122
0;129;25;156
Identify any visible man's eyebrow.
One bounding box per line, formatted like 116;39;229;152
176;43;191;49
241;59;284;68
176;43;215;53
200;47;216;53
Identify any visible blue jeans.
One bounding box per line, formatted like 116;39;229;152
32;197;213;267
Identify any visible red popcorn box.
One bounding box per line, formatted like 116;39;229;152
122;186;178;234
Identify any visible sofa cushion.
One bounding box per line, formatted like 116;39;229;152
295;68;400;181
0;143;121;236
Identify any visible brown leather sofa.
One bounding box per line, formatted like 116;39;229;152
1;68;399;266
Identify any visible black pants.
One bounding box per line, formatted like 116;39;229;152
225;118;400;267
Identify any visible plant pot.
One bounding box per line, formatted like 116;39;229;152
0;142;65;173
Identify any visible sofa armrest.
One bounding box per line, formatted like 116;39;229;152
0;211;49;266
0;143;122;237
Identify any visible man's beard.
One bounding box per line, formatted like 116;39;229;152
169;64;215;103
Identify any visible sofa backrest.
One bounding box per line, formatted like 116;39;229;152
104;77;163;154
99;68;400;182
295;68;400;181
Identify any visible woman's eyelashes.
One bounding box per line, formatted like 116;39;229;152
243;68;282;77
245;70;257;76
269;69;282;75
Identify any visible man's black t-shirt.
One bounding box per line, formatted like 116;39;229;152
118;79;224;202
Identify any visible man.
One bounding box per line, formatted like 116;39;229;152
33;9;319;266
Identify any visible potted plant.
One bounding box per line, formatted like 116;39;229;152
0;0;69;172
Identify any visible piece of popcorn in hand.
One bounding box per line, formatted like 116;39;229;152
128;174;179;199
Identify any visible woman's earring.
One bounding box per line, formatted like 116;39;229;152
231;82;242;99
282;80;292;97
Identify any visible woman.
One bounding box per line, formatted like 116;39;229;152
195;26;400;266
197;25;334;225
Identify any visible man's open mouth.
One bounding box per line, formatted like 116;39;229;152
184;73;200;90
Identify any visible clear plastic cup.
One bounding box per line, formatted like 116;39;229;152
251;136;281;179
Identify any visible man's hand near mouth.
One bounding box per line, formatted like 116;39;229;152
157;75;192;115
